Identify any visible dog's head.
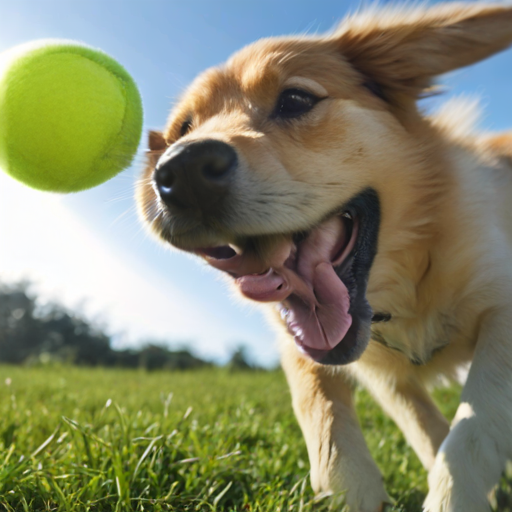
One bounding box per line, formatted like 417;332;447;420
138;4;512;365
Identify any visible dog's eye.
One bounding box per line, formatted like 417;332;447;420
180;119;192;137
273;89;321;119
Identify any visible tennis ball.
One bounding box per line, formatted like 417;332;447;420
0;40;143;192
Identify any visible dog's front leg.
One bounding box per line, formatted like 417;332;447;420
353;363;450;471
424;309;512;512
280;339;389;512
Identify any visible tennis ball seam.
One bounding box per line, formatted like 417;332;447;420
82;54;142;190
77;52;130;181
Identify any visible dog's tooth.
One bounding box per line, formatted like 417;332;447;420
280;307;289;320
290;324;303;339
249;268;271;277
228;244;243;255
342;211;353;220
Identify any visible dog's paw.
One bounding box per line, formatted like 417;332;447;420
423;454;489;512
328;491;390;512
325;477;389;512
423;414;507;512
423;459;453;512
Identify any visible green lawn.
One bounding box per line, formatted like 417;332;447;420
0;365;510;511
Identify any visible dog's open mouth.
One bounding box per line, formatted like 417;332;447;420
195;189;380;365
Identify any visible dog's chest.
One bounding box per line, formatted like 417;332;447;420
371;313;457;365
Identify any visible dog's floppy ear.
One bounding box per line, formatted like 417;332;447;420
148;130;167;152
146;130;167;169
335;4;512;99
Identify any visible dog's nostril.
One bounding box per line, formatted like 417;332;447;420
203;163;227;180
201;148;237;181
155;166;176;194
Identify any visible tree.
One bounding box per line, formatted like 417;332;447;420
0;281;213;370
227;345;257;371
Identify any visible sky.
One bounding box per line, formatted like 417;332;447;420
0;0;511;366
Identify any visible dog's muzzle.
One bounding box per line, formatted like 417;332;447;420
154;139;237;215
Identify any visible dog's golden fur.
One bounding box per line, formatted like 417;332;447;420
138;4;512;511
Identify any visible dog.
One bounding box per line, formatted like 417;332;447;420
137;3;512;511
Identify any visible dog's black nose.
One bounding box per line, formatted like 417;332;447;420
154;140;237;211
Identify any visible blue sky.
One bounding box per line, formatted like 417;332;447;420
0;0;511;366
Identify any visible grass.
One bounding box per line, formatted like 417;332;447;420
0;365;510;511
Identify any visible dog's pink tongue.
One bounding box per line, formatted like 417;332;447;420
286;262;352;351
238;217;352;351
238;269;291;302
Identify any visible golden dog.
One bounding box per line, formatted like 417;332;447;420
137;4;512;511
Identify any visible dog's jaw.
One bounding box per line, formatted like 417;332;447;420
188;188;381;365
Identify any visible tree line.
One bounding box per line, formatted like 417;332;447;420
0;281;257;370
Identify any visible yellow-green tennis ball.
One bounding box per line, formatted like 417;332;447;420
0;40;143;192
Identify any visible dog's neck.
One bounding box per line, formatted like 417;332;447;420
366;118;490;363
